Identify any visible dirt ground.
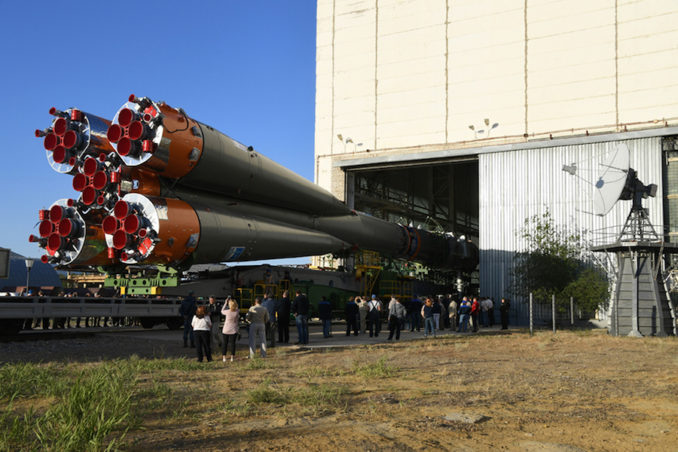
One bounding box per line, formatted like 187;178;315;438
3;327;678;451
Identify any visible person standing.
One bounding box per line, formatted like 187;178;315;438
432;297;442;331
409;295;423;331
344;297;359;336
221;297;240;362
358;296;368;335
318;296;333;338
261;292;277;348
367;294;382;337
191;306;212;362
457;297;471;332
387;297;406;340
481;297;494;327
488;297;496;327
179;292;197;348
448;297;458;330
291;289;310;344
277;290;291;344
500;297;510;330
207;296;223;351
421;298;436;337
470;297;480;332
246;297;269;358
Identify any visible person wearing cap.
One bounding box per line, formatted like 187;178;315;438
367;294;382;337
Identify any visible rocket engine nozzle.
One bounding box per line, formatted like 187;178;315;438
32;200;110;267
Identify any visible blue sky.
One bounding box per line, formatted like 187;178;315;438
0;1;318;264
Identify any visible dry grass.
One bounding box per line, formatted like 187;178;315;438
2;330;678;451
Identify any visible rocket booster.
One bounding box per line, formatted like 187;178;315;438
38;108;114;175
102;194;350;266
30;95;479;272
106;95;351;216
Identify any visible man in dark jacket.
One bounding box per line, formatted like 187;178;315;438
408;296;423;332
261;292;278;348
318;296;333;338
500;297;510;329
291;289;310;344
344;297;359;336
179;292;197;347
277;290;291;343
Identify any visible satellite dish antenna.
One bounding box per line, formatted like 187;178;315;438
592;143;630;216
563;143;659;241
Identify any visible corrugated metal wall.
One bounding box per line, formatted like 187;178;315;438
479;137;664;325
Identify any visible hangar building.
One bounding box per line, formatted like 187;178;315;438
313;0;678;323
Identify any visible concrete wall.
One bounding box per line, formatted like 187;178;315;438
316;0;678;197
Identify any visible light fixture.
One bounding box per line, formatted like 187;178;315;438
25;258;34;293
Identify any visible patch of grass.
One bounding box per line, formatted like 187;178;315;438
220;399;253;417
0;363;138;451
34;364;138;451
353;357;398;378
0;362;65;399
0;398;36;450
124;355;209;372
247;380;290;405
294;384;348;412
298;365;346;378
245;357;274;370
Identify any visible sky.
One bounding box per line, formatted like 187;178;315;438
0;1;318;265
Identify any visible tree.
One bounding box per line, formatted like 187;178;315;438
511;209;609;314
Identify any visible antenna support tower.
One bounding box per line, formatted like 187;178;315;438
565;143;676;337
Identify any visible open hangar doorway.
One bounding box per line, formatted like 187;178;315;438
343;157;480;290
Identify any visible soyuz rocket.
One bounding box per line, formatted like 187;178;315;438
30;95;478;272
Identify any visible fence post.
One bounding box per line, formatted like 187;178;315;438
552;294;556;334
529;293;533;336
570;296;574;327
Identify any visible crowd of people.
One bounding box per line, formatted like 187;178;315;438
180;290;512;363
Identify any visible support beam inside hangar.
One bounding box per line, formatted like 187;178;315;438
346;159;479;244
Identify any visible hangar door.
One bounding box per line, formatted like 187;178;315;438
345;158;479;243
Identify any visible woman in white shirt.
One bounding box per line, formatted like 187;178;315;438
191;306;212;362
221;297;240;362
